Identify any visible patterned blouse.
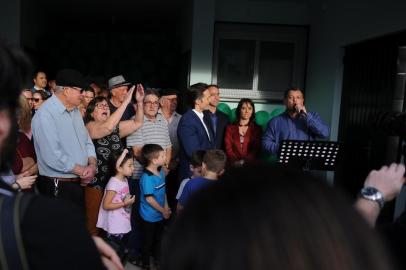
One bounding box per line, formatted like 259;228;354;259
88;125;123;190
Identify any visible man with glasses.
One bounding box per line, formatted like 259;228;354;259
127;88;172;180
32;69;97;209
126;88;172;263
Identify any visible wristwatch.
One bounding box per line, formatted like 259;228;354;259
360;187;385;209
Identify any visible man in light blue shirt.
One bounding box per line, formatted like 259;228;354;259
263;87;330;156
32;69;96;207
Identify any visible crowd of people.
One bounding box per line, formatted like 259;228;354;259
1;40;406;270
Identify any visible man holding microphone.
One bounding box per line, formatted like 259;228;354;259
262;87;330;155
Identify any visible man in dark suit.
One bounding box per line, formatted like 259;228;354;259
177;83;215;180
204;84;229;150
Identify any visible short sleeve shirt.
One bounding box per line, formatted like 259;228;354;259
96;177;131;234
139;169;166;222
127;114;172;179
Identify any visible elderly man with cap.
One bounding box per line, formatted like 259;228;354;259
159;88;182;210
108;74;136;121
32;69;97;208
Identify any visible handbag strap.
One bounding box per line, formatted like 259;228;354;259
0;192;32;270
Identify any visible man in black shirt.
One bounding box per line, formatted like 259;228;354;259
107;75;135;121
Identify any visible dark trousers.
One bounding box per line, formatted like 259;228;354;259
37;175;84;210
127;178;142;257
141;219;164;266
165;168;179;212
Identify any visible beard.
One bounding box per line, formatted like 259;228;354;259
0;111;18;173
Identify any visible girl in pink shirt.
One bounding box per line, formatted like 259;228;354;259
97;149;135;257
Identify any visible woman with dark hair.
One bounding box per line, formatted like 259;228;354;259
224;98;262;166
32;90;49;111
84;84;144;236
79;86;96;117
162;164;398;270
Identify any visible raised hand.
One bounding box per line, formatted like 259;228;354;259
135;84;145;103
123;85;135;105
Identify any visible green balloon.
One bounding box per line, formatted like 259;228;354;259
270;107;285;118
217;103;232;116
255;111;270;128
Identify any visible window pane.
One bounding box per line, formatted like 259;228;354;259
258;41;294;92
217;39;255;89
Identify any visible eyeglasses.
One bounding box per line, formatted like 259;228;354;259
96;103;110;109
33;98;42;102
144;101;159;106
25;98;34;101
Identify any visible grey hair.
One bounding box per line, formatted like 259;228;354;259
54;85;64;93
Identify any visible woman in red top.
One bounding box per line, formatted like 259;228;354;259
224;98;262;167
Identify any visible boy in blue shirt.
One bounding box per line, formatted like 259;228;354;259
177;149;227;213
139;144;171;269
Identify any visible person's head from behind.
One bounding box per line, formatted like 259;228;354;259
110;149;134;178
141;144;166;168
0;41;32;172
189;150;205;178
162;164;395;270
187;83;210;112
236;98;255;124
201;149;226;178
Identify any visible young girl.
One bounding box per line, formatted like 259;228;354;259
97;149;135;256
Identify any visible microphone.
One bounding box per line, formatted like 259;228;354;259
295;105;307;117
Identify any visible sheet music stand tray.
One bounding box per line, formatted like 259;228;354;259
277;140;341;171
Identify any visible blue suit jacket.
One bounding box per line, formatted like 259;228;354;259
177;109;215;180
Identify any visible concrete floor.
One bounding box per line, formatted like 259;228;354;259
125;262;141;270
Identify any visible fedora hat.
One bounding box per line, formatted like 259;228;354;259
108;75;131;90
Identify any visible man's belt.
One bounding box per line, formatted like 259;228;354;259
41;176;80;182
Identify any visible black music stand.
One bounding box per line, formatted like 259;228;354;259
277;140;341;171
